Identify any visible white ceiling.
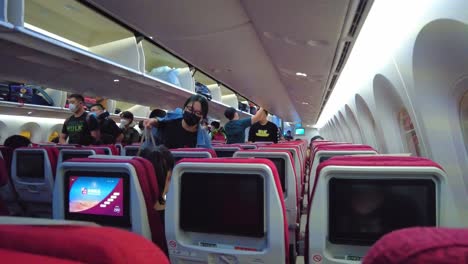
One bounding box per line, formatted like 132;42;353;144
85;0;356;124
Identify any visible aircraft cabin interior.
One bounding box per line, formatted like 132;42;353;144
0;0;467;263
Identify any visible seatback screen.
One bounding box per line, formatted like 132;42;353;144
267;158;286;193
319;156;331;163
62;152;91;161
65;172;130;227
17;152;44;179
329;178;436;245
125;148;139;156
180;172;264;237
214;150;236;158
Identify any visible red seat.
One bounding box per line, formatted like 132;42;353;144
170;147;217;158
64;157;167;254
173;158;289;264
0;146;12;174
0;248;80;263
0;225;169;263
305;155;444;263
364;227;468;264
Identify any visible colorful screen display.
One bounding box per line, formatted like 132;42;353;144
295;128;305;135
68;176;124;216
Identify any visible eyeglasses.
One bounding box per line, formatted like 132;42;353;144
185;105;203;117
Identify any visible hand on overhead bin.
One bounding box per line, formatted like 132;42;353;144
143;118;158;128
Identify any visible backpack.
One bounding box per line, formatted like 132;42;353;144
195;82;212;101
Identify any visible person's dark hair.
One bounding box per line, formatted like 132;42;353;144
114;108;121;114
139;146;175;202
4;135;31;149
138;120;144;130
311;135;324;142
51;136;60;143
287;130;291;134
183;94;209;118
90;103;105;110
211;121;220;129
224;107;237;120
149;109;167;119
120;111;134;121
68;94;84;102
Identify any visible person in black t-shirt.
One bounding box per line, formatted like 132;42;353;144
60;94;99;145
90;104;123;144
143;95;211;149
284;130;294;141
248;110;279;143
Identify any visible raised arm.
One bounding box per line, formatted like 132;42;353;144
251;107;265;124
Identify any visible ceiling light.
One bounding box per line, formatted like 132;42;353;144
114;79;120;83
296;72;307;77
27;112;33;115
149;36;153;39
302;102;309;105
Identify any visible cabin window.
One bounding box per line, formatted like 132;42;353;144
459;92;468;154
398;108;421;156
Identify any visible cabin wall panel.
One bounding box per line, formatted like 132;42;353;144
322;1;468;223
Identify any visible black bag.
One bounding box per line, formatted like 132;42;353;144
238;102;248;112
195;82;212;101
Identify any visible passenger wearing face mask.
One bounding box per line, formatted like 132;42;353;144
60;94;99;145
119;111;140;145
90;103;123;144
143;94;212;149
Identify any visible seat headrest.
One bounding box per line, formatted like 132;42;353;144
0;224;169;263
364;227;468;264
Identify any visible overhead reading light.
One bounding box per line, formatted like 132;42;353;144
114;79;120;83
296;72;307;77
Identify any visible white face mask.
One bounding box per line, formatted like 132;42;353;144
69;103;78;113
120;119;129;126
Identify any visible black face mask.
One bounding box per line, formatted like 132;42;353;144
183;111;201;126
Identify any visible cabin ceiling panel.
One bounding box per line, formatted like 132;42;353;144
85;0;353;123
240;0;350;124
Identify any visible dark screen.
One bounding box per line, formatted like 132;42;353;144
180;172;264;237
329;178;436;246
241;145;256;150
215;150;236;158
62;152;91;161
268;158;286;193
16;152;44;179
319;156;331;163
173;156;184;163
125;148;139;156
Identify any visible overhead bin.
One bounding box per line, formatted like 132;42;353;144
142;40;195;92
0;0;252;122
222;94;239;109
207;84;222;102
24;0;140;71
